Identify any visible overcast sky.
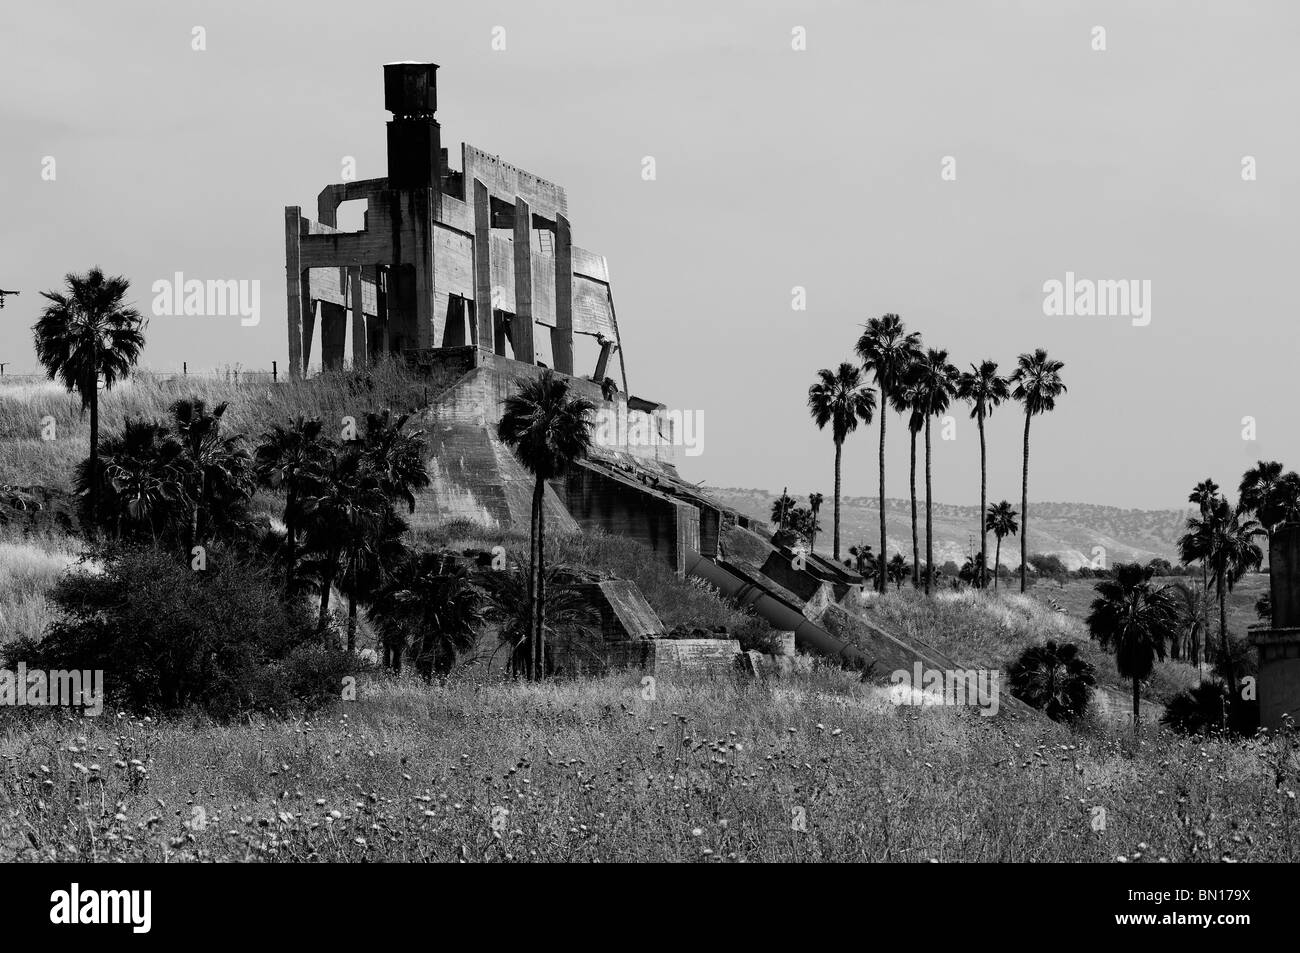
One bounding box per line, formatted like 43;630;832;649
2;0;1297;510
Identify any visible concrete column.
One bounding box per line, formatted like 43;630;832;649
413;188;436;351
473;179;494;350
349;266;367;367
371;265;389;361
320;301;347;370
553;212;574;375
512;196;535;363
284;207;304;379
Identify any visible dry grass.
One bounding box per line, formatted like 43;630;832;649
1;671;1297;862
0;360;433;491
0;535;82;642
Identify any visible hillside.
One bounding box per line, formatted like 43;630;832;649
710;487;1190;570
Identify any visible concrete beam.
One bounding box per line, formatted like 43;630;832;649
553;213;574;375
473;179;494;350
285;207;304;379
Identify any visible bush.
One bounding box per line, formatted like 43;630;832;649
4;543;354;719
1006;639;1096;722
1162;681;1258;736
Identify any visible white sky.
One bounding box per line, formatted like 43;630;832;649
2;0;1297;509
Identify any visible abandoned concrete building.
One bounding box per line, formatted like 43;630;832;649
281;64;1043;689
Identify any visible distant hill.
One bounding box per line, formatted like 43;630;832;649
708;487;1189;570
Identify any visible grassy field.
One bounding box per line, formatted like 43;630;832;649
1;671;1297;863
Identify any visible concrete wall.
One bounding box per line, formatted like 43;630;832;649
564;460;699;575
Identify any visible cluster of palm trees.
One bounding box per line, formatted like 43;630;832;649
808;313;1066;596
32;268;599;681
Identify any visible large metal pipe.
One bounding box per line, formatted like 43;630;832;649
684;550;873;669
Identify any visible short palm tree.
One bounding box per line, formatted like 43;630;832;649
33;267;146;530
300;446;390;640
986;500;1018;592
887;553;909;590
807;363;876;560
847;542;875;578
358;409;431;513
807;492;824;554
1170;580;1208;667
914;348;959;595
255;416;333;585
1087;563;1181;732
1007;639;1096;722
484;563;600;676
79;418;185;540
856;314;923;591
370;550;485;678
170;398;255;555
1010;349;1067;592
1181;499;1263;692
956;360;1010;589
497;370;594;680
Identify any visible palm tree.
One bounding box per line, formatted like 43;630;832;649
497;370;594;680
887;553;909;590
986;501;1018;592
255;416;333;585
169;398;255;556
484;563;600;676
913;348;959;595
1170;580;1208;667
1182;499;1263;692
847;542;875;578
335;508;409;653
300;446;389;640
358;409;431;513
1007;639;1096;722
33;267;146;530
957;360;1010;589
1010;349;1067;593
807;364;875;560
370;550;485;678
1184;478;1221;673
1087;563;1181;732
78;418;185;540
807;492;824;554
1239;460;1300;543
892;368;926;588
856;314;923;592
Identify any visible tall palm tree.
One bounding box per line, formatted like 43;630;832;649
986;500;1018;593
1238;460;1300;543
856;314;923;592
807;492;824;554
169;398;255;556
892;369;926;588
913;348;959;595
957;360;1010;589
33;268;146;530
255;416;333;585
1182;499;1263;692
1010;349;1067;593
1185;478;1221;673
335;508;409;653
497;370;595;680
300;446;389;640
1087;563;1181;732
807;364;875;561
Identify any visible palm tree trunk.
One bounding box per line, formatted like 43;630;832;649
924;415;933;596
909;427;920;588
536;477;547;681
528;478;542;680
1132;675;1141;735
1020;411;1031;593
284;492;297;586
1199;562;1208;674
977;411;987;590
1218;571;1233;691
832;440;842;561
878;405;888;593
318;552;337;640
994;537;1002;592
88;344;98;534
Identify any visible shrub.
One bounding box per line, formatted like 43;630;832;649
4;543;353;719
1162;681;1258;736
1006;639;1096;722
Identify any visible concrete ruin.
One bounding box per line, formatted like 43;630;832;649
1251;524;1300;729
